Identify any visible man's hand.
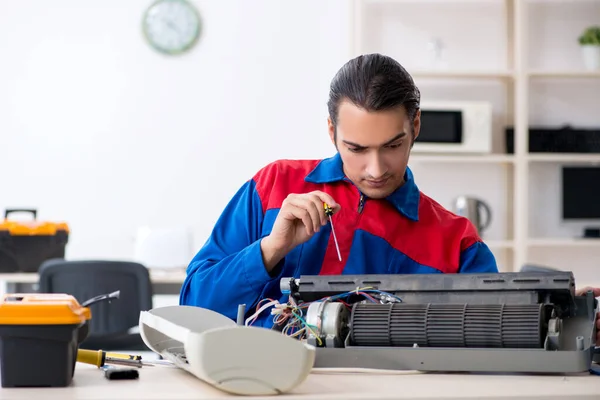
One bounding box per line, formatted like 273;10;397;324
260;191;340;272
575;286;600;344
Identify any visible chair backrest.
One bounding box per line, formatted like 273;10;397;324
38;259;153;338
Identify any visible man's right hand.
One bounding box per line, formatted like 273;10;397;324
260;191;340;272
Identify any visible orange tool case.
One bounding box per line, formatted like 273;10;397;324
0;293;91;387
0;209;69;272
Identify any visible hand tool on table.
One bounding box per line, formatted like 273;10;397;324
324;203;342;262
103;367;140;380
77;349;154;368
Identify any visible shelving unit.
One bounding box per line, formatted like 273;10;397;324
410;70;515;79
410;154;515;163
350;0;600;277
528;70;600;78
486;240;516;250
528;154;600;163
528;238;600;248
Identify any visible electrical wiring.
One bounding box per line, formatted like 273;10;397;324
242;295;324;344
298;287;403;308
278;287;403;344
243;287;403;345
289;309;322;345
245;298;279;326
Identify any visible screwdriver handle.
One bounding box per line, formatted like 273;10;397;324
77;349;106;367
323;202;342;262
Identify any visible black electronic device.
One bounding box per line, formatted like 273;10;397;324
584;228;600;238
562;166;600;237
417;110;462;144
506;126;600;154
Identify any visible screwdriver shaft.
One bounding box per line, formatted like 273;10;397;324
105;356;153;368
323;202;342;262
329;218;342;262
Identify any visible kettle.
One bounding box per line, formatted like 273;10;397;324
452;196;492;236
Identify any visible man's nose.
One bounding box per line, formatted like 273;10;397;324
366;154;387;179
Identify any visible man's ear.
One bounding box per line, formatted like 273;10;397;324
411;109;421;146
327;117;336;145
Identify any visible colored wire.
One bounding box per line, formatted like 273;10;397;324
281;287;402;344
245;298;278;326
243;287;403;345
291;310;322;345
299;287;403;307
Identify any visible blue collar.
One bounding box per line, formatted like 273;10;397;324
305;153;420;221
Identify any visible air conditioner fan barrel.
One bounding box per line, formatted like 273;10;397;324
349;303;545;349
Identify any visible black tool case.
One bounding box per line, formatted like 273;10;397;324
0;293;91;387
0;209;69;272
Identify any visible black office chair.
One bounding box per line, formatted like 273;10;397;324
38;259;153;351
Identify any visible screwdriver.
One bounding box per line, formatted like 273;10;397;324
323;203;342;262
77;349;154;368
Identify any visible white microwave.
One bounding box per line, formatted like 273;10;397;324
412;101;493;154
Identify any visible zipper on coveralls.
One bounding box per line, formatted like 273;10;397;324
357;193;365;214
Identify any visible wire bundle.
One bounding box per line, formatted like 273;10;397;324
243;286;403;344
312;287;403;306
244;295;321;343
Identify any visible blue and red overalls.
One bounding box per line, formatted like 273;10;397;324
179;153;498;327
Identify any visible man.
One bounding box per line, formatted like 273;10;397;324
180;54;599;338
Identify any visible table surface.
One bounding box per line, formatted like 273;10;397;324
1;363;600;400
0;269;187;285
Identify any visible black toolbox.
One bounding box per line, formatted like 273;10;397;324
0;209;69;272
0;293;91;387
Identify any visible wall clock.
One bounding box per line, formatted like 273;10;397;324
142;0;201;55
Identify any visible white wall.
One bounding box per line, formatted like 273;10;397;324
363;0;509;72
0;0;351;260
1;0;599;280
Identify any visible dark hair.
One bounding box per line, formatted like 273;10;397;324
327;53;421;134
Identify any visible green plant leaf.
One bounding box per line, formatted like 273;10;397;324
579;26;600;46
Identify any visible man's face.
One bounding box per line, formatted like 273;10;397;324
328;100;420;199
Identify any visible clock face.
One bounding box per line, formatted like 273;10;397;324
142;0;201;55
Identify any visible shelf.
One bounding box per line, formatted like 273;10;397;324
410;70;514;80
410;154;515;163
525;0;600;4
528;238;600;248
354;0;600;273
528;70;600;79
365;0;502;4
410;154;600;164
411;70;600;80
527;154;600;163
486;240;515;250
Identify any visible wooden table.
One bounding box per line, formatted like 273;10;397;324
1;363;599;400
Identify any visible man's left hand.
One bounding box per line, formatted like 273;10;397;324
575;287;600;344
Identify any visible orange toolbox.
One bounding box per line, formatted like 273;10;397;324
0;209;69;272
0;293;91;387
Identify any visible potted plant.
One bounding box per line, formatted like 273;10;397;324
578;26;600;70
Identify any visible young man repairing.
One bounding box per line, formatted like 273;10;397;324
179;53;600;337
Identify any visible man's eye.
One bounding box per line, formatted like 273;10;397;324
387;142;402;149
348;147;365;153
